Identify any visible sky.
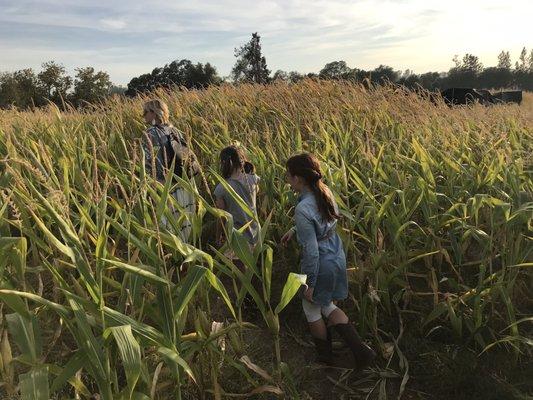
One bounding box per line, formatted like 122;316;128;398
1;0;531;85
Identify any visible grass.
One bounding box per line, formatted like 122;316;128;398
0;80;531;399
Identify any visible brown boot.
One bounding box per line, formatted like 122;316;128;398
331;323;376;370
313;337;333;365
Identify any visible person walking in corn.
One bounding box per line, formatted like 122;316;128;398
281;153;376;369
142;99;199;242
214;145;260;250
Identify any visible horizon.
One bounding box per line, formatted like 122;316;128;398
1;0;531;85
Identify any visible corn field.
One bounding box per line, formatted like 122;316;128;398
0;81;531;399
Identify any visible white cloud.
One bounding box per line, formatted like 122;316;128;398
0;0;531;83
99;18;126;30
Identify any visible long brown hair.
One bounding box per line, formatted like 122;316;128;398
286;153;339;221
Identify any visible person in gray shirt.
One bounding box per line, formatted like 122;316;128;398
214;145;260;246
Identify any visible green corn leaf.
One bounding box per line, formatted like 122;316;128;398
103;259;169;285
262;246;273;300
0;237;27;282
230;229;256;273
211;246;267;318
0;283;32;319
50;351;89;394
210;169;256;220
106;325;142;399
20;366;49;400
157;346;196;384
174;265;208;319
106;216;161;267
5;313;41;364
0;289;71;318
204;268;236;319
275;273;307;315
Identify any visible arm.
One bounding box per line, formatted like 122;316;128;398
143;127;164;180
295;208;320;288
142;129;154;178
280;225;296;246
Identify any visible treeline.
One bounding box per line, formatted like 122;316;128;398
0;61;120;109
125;35;532;95
1;32;532;109
311;50;533;91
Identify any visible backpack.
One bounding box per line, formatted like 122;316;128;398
163;128;201;179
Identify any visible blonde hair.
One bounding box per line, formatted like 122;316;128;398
143;99;170;125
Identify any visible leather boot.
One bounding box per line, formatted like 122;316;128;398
331;323;376;370
313;337;333;365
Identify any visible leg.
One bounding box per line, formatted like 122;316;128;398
172;188;195;242
308;318;328;340
302;299;332;364
324;304;376;371
326;307;349;326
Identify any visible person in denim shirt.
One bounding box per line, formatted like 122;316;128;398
281;153;375;369
142;99;196;241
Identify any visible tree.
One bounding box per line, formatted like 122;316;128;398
446;53;483;87
370;65;399;84
232;33;270;84
288;71;304;83
513;47;533;90
461;54;483;74
272;70;304;83
417;72;442;90
497;51;511;70
182;62;220;88
109;85;126;96
71;67;112;107
272;70;289;81
38;61;72;106
125;59;220;96
515;47;528;71
397;70;421;89
319;61;352;80
479;67;513;89
0;69;46;109
0;73;19;108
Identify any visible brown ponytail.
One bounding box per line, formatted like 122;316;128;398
286;153;339;221
220;145;255;179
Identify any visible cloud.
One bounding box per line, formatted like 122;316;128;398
99;18;126;30
0;0;531;83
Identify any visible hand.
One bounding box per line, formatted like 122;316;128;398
304;286;314;302
280;228;295;246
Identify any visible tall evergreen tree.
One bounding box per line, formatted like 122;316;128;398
497;51;511;70
461;54;483;74
232;33;270;84
515;47;528;71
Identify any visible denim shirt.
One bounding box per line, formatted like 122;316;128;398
143;124;184;182
295;190;341;288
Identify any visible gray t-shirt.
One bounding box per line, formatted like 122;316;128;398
214;173;260;244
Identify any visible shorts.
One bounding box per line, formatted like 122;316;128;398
301;298;338;323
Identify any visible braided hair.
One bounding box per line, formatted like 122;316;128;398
286;153;339;221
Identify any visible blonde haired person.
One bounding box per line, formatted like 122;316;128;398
142;99;198;241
